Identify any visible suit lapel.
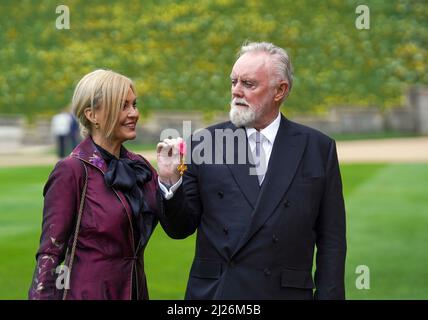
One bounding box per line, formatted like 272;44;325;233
232;116;308;257
221;123;260;209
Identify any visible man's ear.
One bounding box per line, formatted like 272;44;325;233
274;81;289;102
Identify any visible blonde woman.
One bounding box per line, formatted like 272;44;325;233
29;70;161;300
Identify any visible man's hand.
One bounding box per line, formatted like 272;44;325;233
156;137;183;186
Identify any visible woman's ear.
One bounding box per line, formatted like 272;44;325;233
84;107;99;128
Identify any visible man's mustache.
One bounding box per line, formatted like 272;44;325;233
230;98;250;108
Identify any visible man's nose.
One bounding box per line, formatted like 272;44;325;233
232;83;244;98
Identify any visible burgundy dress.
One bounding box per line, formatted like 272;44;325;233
28;137;160;300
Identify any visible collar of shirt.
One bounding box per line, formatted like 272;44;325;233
245;112;281;145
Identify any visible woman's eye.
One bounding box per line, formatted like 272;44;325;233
122;102;137;111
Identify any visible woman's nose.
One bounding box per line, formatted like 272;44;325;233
128;106;139;118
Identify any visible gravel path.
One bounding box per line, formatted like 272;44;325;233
336;137;428;163
1;137;428;168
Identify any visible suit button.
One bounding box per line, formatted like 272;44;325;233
284;200;290;207
272;235;279;243
223;227;229;235
264;268;271;276
229;261;235;268
218;191;224;198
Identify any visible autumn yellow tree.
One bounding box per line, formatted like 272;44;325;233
0;0;427;118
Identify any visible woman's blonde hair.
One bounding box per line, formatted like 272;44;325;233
72;69;135;138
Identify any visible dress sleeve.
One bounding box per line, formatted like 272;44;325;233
28;158;84;300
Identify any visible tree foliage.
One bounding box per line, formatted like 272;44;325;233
0;0;427;118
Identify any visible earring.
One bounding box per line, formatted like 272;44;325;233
95;122;100;129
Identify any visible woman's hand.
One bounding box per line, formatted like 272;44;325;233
156;137;184;186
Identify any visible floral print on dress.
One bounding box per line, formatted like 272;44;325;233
71;150;85;159
89;153;104;169
126;151;139;162
29;253;59;299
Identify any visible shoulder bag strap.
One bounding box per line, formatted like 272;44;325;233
62;161;88;300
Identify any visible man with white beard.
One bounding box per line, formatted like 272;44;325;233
157;42;346;300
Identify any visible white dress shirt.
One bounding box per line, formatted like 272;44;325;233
159;176;182;200
245;112;281;183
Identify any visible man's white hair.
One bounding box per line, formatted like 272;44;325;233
238;42;293;99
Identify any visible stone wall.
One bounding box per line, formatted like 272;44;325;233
0;116;25;154
409;87;428;134
294;105;416;136
1;87;428;151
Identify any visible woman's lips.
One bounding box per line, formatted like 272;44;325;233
123;123;136;129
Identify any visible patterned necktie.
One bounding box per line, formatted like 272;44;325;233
253;131;266;185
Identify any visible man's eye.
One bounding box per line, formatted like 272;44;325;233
243;81;253;87
231;79;237;85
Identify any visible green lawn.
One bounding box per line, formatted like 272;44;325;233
332;131;419;141
0;163;427;299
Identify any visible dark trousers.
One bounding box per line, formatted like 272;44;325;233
56;135;67;158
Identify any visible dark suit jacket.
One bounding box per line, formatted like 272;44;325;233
161;115;346;300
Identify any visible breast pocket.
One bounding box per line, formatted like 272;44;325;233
295;171;324;184
288;176;324;220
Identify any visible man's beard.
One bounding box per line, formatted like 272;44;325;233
229;98;257;128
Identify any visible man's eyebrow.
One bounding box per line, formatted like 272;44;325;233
242;77;256;83
230;74;257;83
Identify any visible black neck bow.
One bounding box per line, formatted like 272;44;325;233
96;144;153;218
